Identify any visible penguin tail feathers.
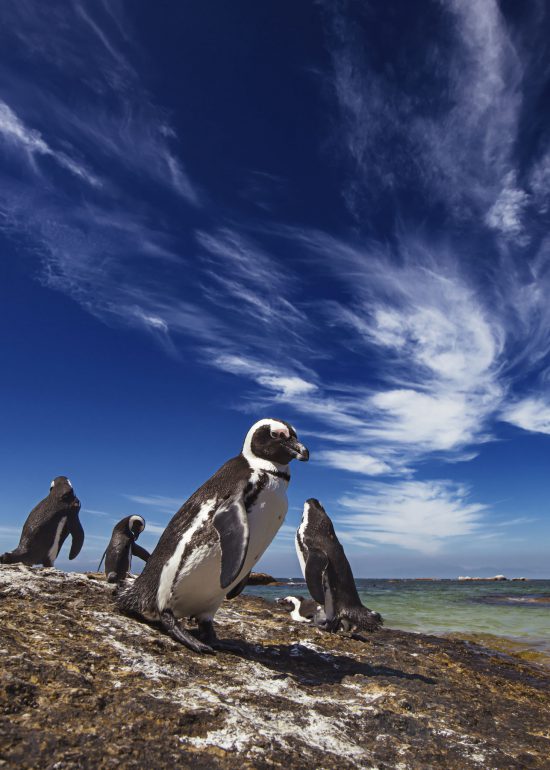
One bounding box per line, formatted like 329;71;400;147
339;605;383;633
97;549;107;573
114;581;146;619
115;582;134;612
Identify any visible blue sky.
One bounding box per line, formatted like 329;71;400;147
1;1;549;578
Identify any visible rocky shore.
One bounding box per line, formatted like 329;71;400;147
1;565;549;769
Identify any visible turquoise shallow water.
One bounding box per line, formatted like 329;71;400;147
245;579;550;660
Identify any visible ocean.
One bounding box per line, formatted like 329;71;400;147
244;578;550;666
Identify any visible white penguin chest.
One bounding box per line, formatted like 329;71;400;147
163;476;288;619
48;517;67;562
244;475;288;567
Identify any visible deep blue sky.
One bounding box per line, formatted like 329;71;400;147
1;0;549;577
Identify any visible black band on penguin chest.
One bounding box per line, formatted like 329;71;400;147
244;469;290;511
244;473;268;511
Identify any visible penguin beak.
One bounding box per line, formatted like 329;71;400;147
288;439;309;462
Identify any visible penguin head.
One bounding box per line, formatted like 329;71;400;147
302;498;335;536
49;476;76;504
127;515;146;540
277;596;300;612
243;419;309;466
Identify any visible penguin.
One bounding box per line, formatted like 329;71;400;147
295;498;382;633
99;515;150;584
0;477;84;568
117;418;309;654
277;595;323;623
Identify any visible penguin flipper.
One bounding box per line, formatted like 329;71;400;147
225;571;250;600
213;497;249;590
68;517;85;560
304;548;329;605
131;543;150;562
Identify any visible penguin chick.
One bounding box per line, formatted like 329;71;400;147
0;477;84;568
296;498;382;634
117;418;309;654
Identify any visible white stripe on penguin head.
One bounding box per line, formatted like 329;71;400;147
128;515;145;533
242;418;290;473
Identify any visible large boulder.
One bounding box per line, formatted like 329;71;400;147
0;564;549;768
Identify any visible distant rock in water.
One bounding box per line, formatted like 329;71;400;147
246;572;279;585
1;564;549;769
458;575;509;581
472;594;550;607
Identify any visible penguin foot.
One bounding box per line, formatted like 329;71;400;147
198;620;245;654
161;611;215;655
0;551;23;565
314;617;339;633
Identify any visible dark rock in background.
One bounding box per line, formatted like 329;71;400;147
246;572;280;585
0;565;549;769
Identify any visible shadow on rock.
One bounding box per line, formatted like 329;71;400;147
214;639;437;686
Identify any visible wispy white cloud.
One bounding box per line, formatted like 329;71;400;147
485;172;530;242
316;450;391;476
500;397;550;435
0;526;22;537
496;517;537;527
337;479;487;553
0;99;100;186
0;1;199;205
124;494;183;514
211;354;318;399
197;228;308;348
140;522;166;536
322;0;539;240
288;230;506;458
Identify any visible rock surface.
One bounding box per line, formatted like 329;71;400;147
246;572;279;586
0;565;549;769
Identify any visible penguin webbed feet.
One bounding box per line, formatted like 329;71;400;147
314;607;383;635
314;615;340;633
160;610;216;655
0;550;27;565
338;607;384;635
197;619;246;654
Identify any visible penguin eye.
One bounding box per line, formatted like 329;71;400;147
271;429;287;440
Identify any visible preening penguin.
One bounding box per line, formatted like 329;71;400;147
0;477;84;568
117;418;309;654
100;515;150;584
296;498;382;634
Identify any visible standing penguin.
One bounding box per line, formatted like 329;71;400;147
117;418;309;654
0;477;84;567
100;515;150;583
296;498;382;633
